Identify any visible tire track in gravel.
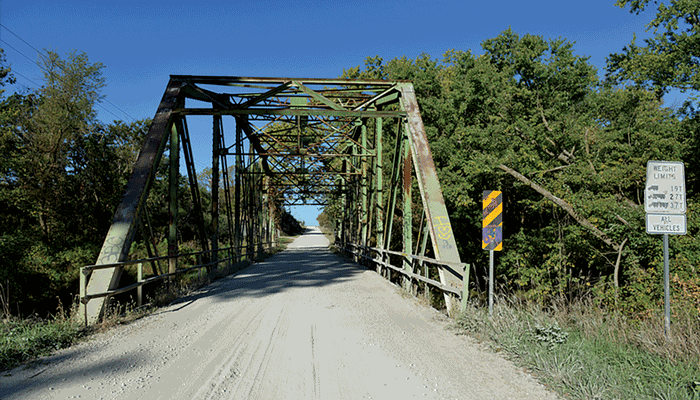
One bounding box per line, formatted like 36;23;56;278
0;227;558;400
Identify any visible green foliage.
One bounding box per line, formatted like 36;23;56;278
0;49;151;316
456;299;700;399
609;0;700;110
336;25;697;314
533;321;569;349
0;316;81;371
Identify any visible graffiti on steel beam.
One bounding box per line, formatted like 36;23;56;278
434;216;453;240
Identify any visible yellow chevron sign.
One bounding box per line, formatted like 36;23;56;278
482;190;502;251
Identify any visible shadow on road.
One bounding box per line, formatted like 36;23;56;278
170;244;364;306
0;239;360;399
0;345;150;398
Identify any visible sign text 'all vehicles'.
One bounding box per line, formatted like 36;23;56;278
646;214;687;235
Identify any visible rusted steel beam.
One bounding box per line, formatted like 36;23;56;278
383;121;404;262
176;108;406;119
353;88;400;111
211;114;222;265
361;122;369;249
168;123;178;282
399;83;465;314
178;118;210;260
82;77;184;324
222;152;375;158
240;81;293;109
375;117;384;255
170;75;407;87
402;122;413;290
292;81;346;111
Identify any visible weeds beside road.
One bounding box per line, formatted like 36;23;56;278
0;240;294;372
454;297;700;399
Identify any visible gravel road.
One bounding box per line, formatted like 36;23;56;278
0;227;557;399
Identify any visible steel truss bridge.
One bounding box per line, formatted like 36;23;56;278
80;76;467;324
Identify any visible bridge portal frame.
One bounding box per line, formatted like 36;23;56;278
80;76;466;323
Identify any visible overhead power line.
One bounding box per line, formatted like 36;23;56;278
0;23;137;122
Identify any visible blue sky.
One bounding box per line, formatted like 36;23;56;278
0;0;654;226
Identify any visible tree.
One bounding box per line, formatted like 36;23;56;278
608;0;700;109
338;29;688;312
0;49;156;315
10;50;105;242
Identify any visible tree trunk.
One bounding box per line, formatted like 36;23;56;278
614;237;628;303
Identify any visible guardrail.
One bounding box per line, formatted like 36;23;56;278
336;241;469;311
80;242;274;325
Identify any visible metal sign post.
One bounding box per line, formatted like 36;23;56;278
645;161;686;338
483;191;502;316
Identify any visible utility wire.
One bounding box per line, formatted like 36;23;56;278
0;37;122;121
0;23;46;63
0;39;39;69
0;23;137;122
6;67;39;87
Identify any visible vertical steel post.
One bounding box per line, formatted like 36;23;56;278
340;152;347;249
402;122;413;290
664;233;671;338
352;138;359;260
384;122;404;254
257;165;264;258
79;268;87;325
361;122;369;256
248;155;254;258
234;120;242;263
418;220;430;297
212;114;221;267
341;176;347;249
375;117;384;250
178;118;210;262
461;265;469;313
168;122;179;283
137;262;143;307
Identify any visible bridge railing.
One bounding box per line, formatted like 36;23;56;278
79;242;275;325
336;241;469;311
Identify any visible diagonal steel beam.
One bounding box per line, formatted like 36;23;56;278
399;83;465;314
240;81;293;109
181;81;232;109
292;81;346;111
352;86;400;111
82;77;184;324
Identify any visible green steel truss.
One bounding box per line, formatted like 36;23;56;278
81;76;465;323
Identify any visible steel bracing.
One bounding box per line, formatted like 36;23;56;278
80;76;466;323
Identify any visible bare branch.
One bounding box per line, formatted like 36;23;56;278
614;237;629;303
499;163;621;252
615;214;631;227
584;128;597;175
528;165;571;175
540;108;553;132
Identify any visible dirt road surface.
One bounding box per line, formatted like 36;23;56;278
1;227;557;399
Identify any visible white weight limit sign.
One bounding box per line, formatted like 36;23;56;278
645;160;686;214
